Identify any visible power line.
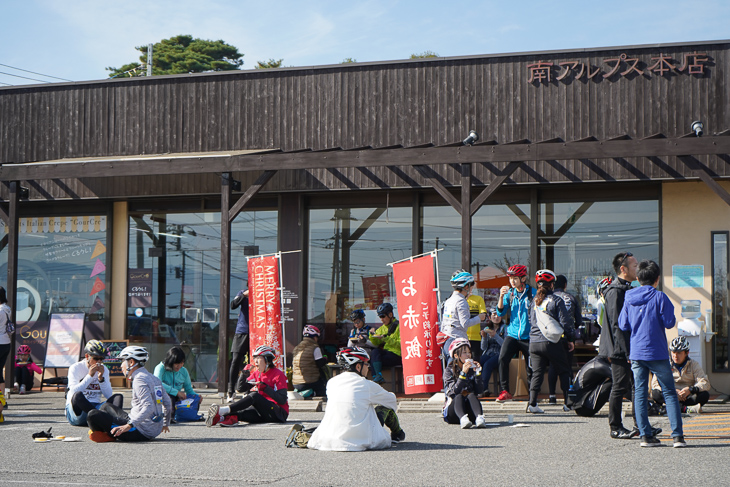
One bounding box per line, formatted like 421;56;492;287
0;70;50;83
0;81;12;86
0;63;72;82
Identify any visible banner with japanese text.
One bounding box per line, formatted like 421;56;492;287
392;255;442;394
361;275;391;310
247;255;284;369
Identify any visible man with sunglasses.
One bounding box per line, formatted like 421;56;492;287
599;251;658;439
65;339;124;426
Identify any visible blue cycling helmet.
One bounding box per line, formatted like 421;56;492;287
450;269;475;289
376;303;393;317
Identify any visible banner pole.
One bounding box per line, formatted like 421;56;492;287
433;250;442;309
246;249;302;261
277;251;287;371
386;248;444;267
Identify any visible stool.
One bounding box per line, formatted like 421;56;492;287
390;365;403;394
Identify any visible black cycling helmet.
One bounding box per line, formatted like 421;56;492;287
84;340;108;358
350;309;366;321
376;303;393;317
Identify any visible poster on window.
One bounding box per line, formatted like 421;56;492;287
392;254;442;394
361;275;391;310
247;255;284;369
128;269;152;307
44;313;85;368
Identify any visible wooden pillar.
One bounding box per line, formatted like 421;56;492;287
412;192;422;255
279;194;303;355
530;188;539;280
217;173;232;394
461;164;472;271
4;182;19;389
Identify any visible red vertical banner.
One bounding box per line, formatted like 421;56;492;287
247;256;284;369
361;275;391;309
392;255;442;394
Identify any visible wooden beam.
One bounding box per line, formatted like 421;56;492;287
470;161;522;216
4;182;19;386
345;208;387;245
217;173;232;394
551;202;594;240
0;203;8;225
5;136;730;181
461;163;472;271
680;156;730;207
413;165;461;213
228;170;277;222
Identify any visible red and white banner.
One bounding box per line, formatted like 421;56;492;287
392;254;442;394
247;255;284;369
361;275;390;310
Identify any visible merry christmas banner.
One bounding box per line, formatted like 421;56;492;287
247;255;284;369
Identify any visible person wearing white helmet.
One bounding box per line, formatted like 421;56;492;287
441;270;486;365
206;345;289;427
443;338;486;428
86;346;171;442
291;325;328;398
65;339;124;426
285;346;405;451
650;336;710;415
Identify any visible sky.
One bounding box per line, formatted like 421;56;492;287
1;0;729;87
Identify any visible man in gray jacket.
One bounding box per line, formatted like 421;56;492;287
87;346;171;442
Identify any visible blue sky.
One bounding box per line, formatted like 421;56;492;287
1;0;728;86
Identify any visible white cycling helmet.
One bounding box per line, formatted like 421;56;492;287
119;346;149;365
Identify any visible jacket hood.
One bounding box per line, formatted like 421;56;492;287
624;285;657;306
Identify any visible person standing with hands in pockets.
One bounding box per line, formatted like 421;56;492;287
495;265;534;403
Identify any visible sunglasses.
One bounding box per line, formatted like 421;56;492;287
378;314;387;318
619;251;634;268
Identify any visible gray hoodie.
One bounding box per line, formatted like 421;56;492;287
128;367;172;439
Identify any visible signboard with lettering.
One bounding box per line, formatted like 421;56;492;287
128;268;153;307
101;340;129;378
44;313;85;368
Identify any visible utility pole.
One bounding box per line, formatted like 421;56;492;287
147;43;153;76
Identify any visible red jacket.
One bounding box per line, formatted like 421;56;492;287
247;367;289;413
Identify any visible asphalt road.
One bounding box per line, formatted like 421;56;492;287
2;390;729;486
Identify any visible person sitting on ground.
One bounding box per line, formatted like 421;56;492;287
651;336;710;415
14;344;42;394
87;346;171;442
291;325;328;398
526;269;575;414
285;346;405;450
65;340;124;426
443;338;486;428
207;345;289;427
479;309;505;395
347;309;373;349
368;303;402;384
441;270;486;363
618;260;685;448
153;346;197;420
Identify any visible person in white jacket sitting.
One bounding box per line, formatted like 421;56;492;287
285;346;405;451
65;340;124;426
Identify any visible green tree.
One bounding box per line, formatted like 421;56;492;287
255;59;284;69
106;35;244;78
341;57;357;63
410;50;439;59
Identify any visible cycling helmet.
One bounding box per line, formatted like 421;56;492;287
337;347;370;370
535;269;557;283
252;345;277;359
596;277;612;297
303;325;321;338
118;346;149;364
376;302;393;317
84;340;108;358
670;336;691;352
17;344;31;355
350;309;366;321
450;270;475;289
507;265;528;277
448;337;471;358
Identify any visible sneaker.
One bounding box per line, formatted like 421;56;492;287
495;391;513;403
548;395;557;405
225;395;236;404
391;429;406;443
673;435;688;448
12;382;19;394
686;404;702;414
611;427;634;439
206;404;221;427
299;389;315;399
475;415;487;428
219;415;240;427
527;404;544;414
640;436;661;447
285;424;304;447
460;415;473;429
88;430;116;443
562;404;571;412
372;373;385;384
19;385;26;395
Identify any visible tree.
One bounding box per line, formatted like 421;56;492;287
410;50;439;59
255;59;284;69
341;58;357;64
106;35;243;78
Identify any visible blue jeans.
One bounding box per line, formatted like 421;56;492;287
631;359;683;438
65;401;101;426
479;354;499;390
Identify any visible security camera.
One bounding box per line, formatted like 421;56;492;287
463;130;479;146
691;120;704;137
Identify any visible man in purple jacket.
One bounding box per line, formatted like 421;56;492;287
618;260;685;448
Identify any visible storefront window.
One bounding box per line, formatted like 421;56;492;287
307;207;411;330
0;216;109;360
127;210;277;383
712;232;729;371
